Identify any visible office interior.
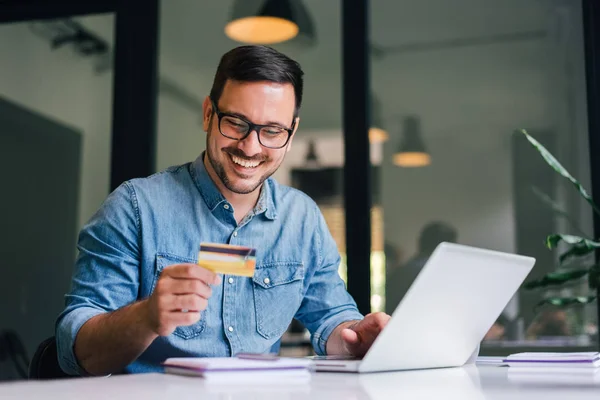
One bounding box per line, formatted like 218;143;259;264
1;0;600;381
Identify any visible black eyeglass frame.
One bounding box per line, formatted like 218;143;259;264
210;99;296;149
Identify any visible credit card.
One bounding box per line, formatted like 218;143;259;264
197;243;256;277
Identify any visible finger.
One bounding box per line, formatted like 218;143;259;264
357;325;382;344
165;278;213;299
361;313;390;335
165;294;208;312
165;263;221;285
341;328;360;345
348;319;381;346
369;312;391;329
170;311;202;326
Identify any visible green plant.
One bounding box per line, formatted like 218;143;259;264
519;129;600;312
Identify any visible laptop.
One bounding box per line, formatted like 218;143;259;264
311;242;535;373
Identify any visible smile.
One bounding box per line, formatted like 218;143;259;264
230;154;261;168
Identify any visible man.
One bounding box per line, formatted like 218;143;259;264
56;45;390;376
386;221;457;314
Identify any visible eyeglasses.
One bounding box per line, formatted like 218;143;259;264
210;99;295;149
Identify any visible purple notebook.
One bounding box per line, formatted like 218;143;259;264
504;352;600;368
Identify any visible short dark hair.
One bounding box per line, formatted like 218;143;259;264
209;45;304;117
418;221;458;254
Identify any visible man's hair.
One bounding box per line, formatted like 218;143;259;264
418;221;458;254
209;45;304;117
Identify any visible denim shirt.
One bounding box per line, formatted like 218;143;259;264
56;154;364;375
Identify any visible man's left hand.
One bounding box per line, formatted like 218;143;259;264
334;312;391;357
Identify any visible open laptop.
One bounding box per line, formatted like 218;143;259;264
311;242;535;373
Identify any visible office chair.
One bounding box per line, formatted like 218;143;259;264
28;336;72;379
0;330;29;380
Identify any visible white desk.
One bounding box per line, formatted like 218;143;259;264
1;365;599;399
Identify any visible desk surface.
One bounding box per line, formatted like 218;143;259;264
1;365;599;399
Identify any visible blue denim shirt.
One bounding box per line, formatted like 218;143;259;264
56;154;364;375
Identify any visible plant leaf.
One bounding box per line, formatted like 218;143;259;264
523;268;590;290
560;246;600;264
545;234;594;248
544;234;600;263
534;296;597;312
520;129;600;216
531;186;591;238
531;186;570;218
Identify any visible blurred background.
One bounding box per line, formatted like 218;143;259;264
1;0;598;378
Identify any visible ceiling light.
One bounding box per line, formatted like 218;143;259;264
393;116;431;167
369;92;388;143
369;127;389;143
226;0;314;45
304;139;320;168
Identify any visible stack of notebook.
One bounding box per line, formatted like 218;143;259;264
504;352;600;385
162;356;312;383
503;352;600;369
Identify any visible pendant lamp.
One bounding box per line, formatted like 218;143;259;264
225;0;314;46
369;92;388;143
393;116;431;167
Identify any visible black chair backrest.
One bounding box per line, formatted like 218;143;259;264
0;330;29;380
28;336;72;379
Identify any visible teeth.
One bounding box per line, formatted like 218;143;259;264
231;155;260;168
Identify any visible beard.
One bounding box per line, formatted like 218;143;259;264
206;119;282;195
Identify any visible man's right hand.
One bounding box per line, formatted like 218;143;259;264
143;263;221;336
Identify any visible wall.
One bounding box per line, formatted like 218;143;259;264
0;19;114;231
0;19;116;365
155;92;206;171
0;18;212;226
0;97;82;360
381;136;515;262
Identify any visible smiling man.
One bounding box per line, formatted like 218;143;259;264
56;45;390;376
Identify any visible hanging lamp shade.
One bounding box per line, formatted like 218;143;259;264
288;0;315;47
369;92;388;143
304;139;320;168
225;0;314;45
393;116;431;167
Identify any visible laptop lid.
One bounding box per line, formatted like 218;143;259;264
358;242;535;373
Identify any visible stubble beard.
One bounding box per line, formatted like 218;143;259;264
206;119;280;195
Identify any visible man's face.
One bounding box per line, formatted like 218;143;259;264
202;80;298;195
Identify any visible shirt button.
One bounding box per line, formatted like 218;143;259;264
228;326;234;332
263;277;270;285
228;277;234;284
223;204;230;210
233;231;238;237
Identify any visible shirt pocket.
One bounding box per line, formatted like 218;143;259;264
252;261;305;339
150;252;207;339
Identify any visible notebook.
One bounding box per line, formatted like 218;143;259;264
475;356;507;366
162;356;312;382
504;352;600;368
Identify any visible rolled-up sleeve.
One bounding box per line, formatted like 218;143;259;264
295;206;364;355
55;182;141;375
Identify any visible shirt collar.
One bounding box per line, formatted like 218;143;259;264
191;153;277;220
256;178;278;220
